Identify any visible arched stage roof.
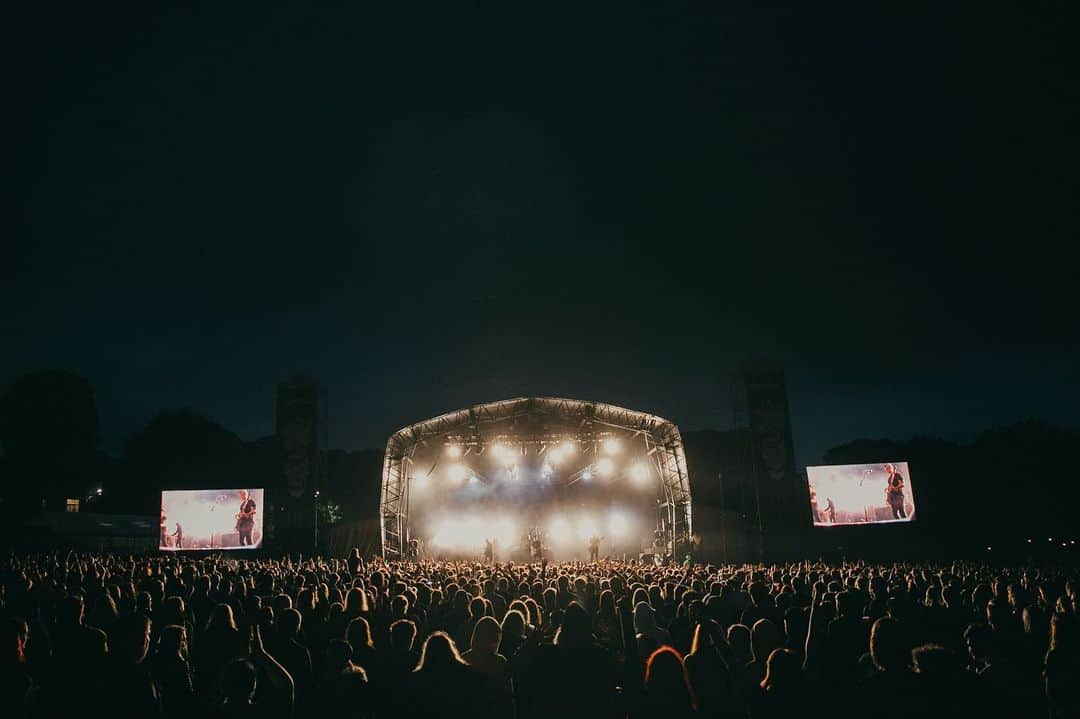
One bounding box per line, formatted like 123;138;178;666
380;397;692;560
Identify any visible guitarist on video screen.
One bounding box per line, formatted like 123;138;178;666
884;463;907;519
235;490;257;546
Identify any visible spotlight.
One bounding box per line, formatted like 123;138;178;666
492;443;515;466
580;468;593;481
447;464;468;484
597;457;616;477
541;462;554;479
603;438;621;454
493;517;517;545
608;511;630;538
576;515;599;542
630;462;650;484
446;445;462;458
549;515;571;542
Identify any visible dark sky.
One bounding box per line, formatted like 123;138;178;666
4;3;1078;464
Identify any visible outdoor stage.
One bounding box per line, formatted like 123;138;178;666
379;397;693;563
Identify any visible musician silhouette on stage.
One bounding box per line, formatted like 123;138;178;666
484;537;495;564
885;463;907;519
588;534;602;562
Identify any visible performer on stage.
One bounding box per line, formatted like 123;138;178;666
529;528;544;562
884;463;907;519
588;533;602;562
235;489;257;546
484;537;495;564
171;522;184;549
825;497;836;524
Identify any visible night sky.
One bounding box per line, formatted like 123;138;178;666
5;3;1077;464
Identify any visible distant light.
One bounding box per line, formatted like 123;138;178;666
95;488;103;496
629;462;650;484
576;515;599;542
609;511;630;538
1027;539;1033;543
549;515;571;542
541;462;553;479
602;438;621;454
597;457;616;477
986;546;992;551
493;517;517;545
491;443;515;465
446;445;462;458
580;467;593;481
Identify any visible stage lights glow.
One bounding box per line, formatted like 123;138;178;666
541;462;554;479
576;515;599;541
560;440;576;456
548;515;572;542
602;438;621;454
446;445;462;458
447;464;468;484
507;465;520;481
580;467;593;481
630;462;650;484
597;457;616;477
608;511;630;537
491;443;516;465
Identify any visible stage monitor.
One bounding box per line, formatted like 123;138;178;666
160;489;264;550
806;462;915;526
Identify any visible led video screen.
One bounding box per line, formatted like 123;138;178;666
806;462;915;526
160;488;264;550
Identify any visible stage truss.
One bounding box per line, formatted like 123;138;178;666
380;397;692;561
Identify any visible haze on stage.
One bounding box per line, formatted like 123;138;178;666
159;488;264;550
806;462;915;527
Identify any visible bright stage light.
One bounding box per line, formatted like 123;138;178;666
412;472;429;487
603;438;621;454
447;464;468;484
576;515;599;541
608;511;630;538
549;515;571;543
491;443;516;465
581;467;593;481
630;462;650;484
541;462;554;479
493;517;517;545
597;457;616;477
446;445;462;458
468;472;480;485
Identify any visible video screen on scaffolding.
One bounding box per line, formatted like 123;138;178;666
160;489;264;550
806;462;915;526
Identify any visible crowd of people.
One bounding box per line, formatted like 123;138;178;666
2;550;1078;718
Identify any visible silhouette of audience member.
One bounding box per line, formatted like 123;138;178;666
637;646;696;718
408;631;491;719
463;615;508;680
317;640;370;716
103;613;161;716
152;624;195;719
1045;612;1080;719
752;648;804;719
